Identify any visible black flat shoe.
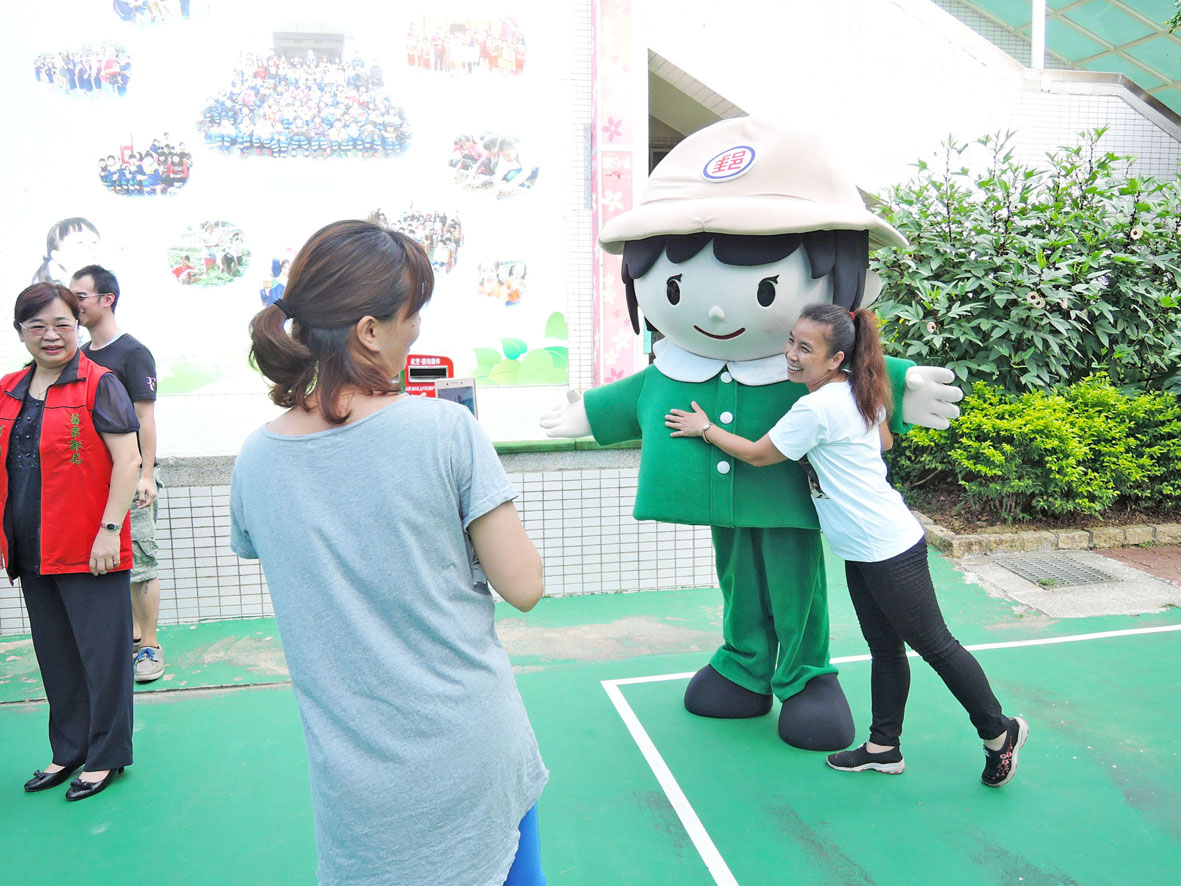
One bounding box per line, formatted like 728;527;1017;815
24;763;83;793
64;767;124;802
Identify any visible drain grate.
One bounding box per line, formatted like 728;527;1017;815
993;554;1114;587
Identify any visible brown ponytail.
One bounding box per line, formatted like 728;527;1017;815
848;309;892;428
248;220;433;424
798;303;892;428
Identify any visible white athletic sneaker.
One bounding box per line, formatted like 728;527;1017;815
133;645;165;683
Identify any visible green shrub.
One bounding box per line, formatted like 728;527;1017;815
887;377;1181;521
871;130;1181;394
1064;377;1181;505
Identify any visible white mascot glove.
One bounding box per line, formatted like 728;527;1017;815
902;366;964;430
539;389;592;438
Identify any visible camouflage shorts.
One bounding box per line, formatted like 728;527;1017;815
129;469;162;583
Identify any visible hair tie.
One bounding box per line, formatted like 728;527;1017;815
273;298;293;319
849;311;856;320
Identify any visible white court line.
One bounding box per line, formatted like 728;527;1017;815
605;623;1181;687
601;680;740;886
600;622;1181;885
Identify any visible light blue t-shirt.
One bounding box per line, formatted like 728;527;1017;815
768;380;924;563
230;396;547;885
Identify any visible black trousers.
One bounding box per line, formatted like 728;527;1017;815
844;539;1008;746
19;569;134;771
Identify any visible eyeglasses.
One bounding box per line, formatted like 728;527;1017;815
20;322;77;337
74;292;110;302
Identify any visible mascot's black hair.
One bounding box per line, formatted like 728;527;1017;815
620;231;870;334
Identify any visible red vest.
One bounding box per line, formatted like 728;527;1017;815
0;352;132;577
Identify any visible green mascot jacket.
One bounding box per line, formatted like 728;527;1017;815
583;355;914;526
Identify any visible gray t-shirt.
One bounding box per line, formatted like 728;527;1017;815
230;396;548;885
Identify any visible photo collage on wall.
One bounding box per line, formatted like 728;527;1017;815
1;0;572;395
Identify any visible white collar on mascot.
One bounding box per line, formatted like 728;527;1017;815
652;338;788;386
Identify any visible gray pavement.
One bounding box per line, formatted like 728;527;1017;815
953;547;1181;618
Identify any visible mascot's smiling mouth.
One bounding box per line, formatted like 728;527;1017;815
694;326;746;340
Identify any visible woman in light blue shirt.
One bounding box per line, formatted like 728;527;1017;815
231;220;548;884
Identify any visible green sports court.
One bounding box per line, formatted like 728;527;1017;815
3;549;1178;885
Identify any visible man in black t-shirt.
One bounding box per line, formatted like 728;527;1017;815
72;265;166;683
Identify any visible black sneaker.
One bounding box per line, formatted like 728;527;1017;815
981;717;1029;787
826;743;905;774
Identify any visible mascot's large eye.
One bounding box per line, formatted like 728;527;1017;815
757;275;778;307
666;275;682;305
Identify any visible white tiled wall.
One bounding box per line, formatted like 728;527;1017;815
0;466;720;636
0;571;28;635
513;469;717;596
155;485;269;625
1012;91;1181;180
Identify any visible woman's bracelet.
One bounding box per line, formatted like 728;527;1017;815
701;421;711;442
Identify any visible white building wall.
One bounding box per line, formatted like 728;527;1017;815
645;0;1180;187
3;0;1179;635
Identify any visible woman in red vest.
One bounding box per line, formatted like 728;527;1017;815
2;283;141;801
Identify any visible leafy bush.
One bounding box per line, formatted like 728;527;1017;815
871;129;1181;394
887;376;1181;521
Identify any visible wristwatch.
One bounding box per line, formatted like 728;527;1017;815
100;521;120;532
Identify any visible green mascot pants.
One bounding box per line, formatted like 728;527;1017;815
709;526;838;701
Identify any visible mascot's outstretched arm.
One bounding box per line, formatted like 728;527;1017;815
903;366;964;430
539;389;590;438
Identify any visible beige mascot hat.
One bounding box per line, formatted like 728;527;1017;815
598;116;906;254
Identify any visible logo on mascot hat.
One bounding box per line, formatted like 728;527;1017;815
597;117;907;256
702;146;756;182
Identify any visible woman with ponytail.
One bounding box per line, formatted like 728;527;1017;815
230;220;548;885
666;303;1028;787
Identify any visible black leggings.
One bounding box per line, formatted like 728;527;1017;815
845;539;1008;746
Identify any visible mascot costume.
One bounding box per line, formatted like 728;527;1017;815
542;117;961;751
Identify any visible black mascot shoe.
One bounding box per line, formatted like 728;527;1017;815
777;673;856;751
684;664;773;718
24;763;83;793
